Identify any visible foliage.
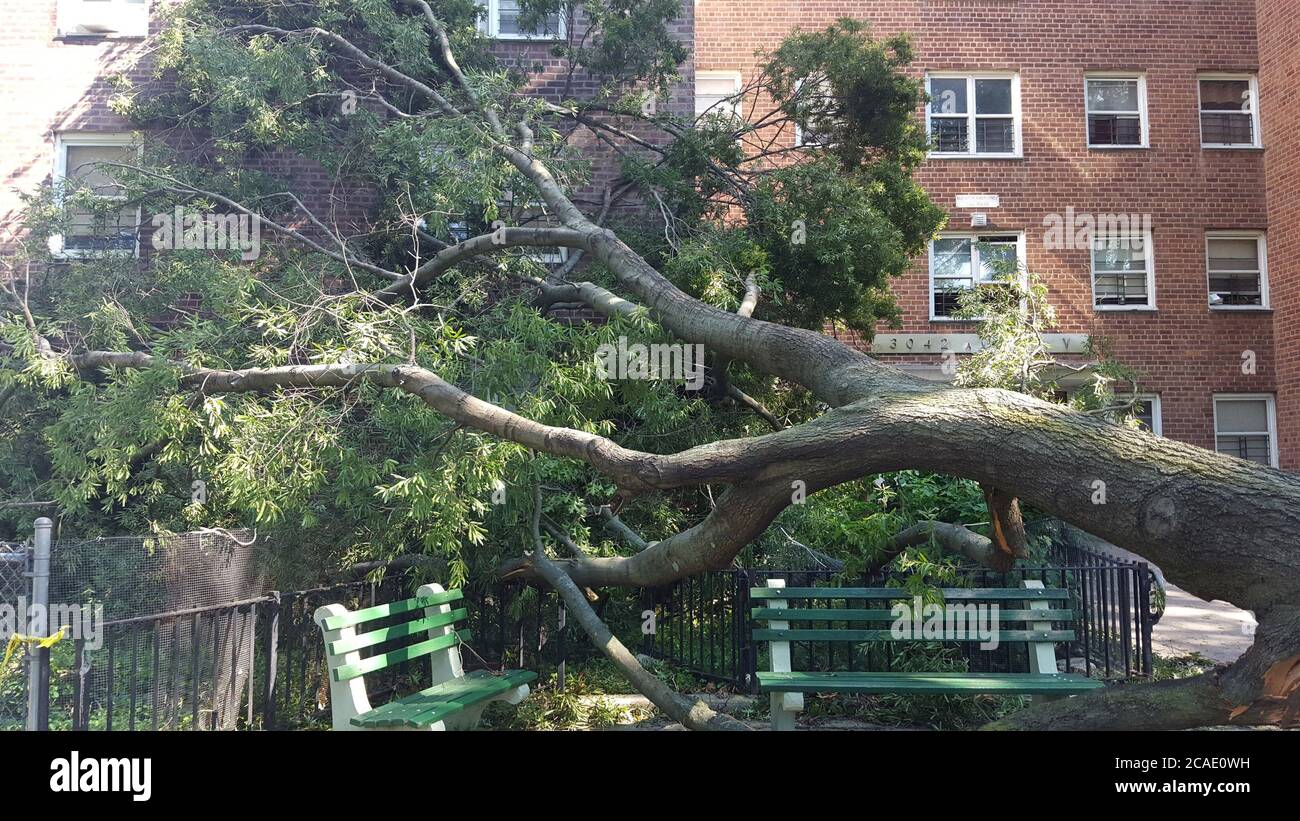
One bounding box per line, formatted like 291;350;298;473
953;267;1146;426
0;4;953;594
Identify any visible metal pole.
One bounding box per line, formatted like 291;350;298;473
26;517;52;731
556;603;566;692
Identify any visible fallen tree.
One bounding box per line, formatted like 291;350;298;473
3;2;1298;729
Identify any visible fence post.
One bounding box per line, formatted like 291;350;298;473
556;602;567;693
26;517;52;731
1136;563;1154;678
735;571;757;693
262;592;280;730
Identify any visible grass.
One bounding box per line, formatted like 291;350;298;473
1151;652;1218;681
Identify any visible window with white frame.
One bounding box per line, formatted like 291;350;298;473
1199;75;1261;148
1091;230;1154;309
1214;394;1278;467
794;77;835;147
57;0;148;38
52;133;140;256
1132;394;1162;435
1207;232;1268;308
929;233;1023;319
926;75;1020;157
1086;75;1147;147
478;0;565;40
695;71;742;120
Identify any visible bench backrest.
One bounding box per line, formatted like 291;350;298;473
750;584;1076;646
314;584;470;683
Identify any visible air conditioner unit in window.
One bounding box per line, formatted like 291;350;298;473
62;1;148;37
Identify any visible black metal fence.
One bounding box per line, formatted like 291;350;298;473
47;575;593;731
641;544;1156;691
31;540;1157;729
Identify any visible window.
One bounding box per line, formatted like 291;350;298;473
500;192;567;265
1086;75;1147;148
57;0;148;38
1207;232;1268;308
793;78;832;146
696;71;742;120
1199;75;1261;148
478;0;565;40
51;133;140;257
926;74;1020;157
929;233;1023;319
1214;395;1278;468
1091;229;1154;309
1132;395;1162;435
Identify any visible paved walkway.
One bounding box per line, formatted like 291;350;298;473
1152;582;1255;664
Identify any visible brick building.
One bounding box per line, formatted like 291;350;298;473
1;1;1296;471
699;0;1297;469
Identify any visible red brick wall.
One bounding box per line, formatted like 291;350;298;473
0;2;149;248
1257;0;1300;470
698;0;1278;461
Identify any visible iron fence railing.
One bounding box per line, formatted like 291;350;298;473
48;575;596;731
30;538;1157;729
641;545;1156;691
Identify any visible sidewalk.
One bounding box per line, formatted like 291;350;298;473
1151;583;1255;664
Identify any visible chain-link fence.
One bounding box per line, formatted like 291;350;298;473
46;529;264;730
1;540;30;730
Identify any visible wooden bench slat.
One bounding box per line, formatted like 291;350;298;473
753;628;1076;643
327;608;468;655
751;607;1075;623
749;587;1070;601
319;590;465;630
350;669;538;728
757;670;1104;695
332;628;471;681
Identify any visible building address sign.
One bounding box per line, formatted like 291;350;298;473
871;333;1090;354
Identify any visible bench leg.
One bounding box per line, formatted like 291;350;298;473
770;693;798;731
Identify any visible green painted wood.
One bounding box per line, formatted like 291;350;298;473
752;628;1076;643
332;629;471;682
327;608;468;655
756;670;1104;695
751;607;1075;623
749;587;1070;601
319;590;465;630
351;669;538;728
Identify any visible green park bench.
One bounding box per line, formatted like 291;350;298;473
752;579;1104;730
314;583;536;730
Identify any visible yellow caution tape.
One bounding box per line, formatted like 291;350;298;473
0;626;68;676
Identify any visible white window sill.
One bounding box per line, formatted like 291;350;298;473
1209;304;1271;311
1202;144;1263;150
50;247;139;260
1094;305;1157;312
488;33;565;42
1088;144;1149;150
928;153;1023;160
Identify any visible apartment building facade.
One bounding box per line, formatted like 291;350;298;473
699;0;1298;470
